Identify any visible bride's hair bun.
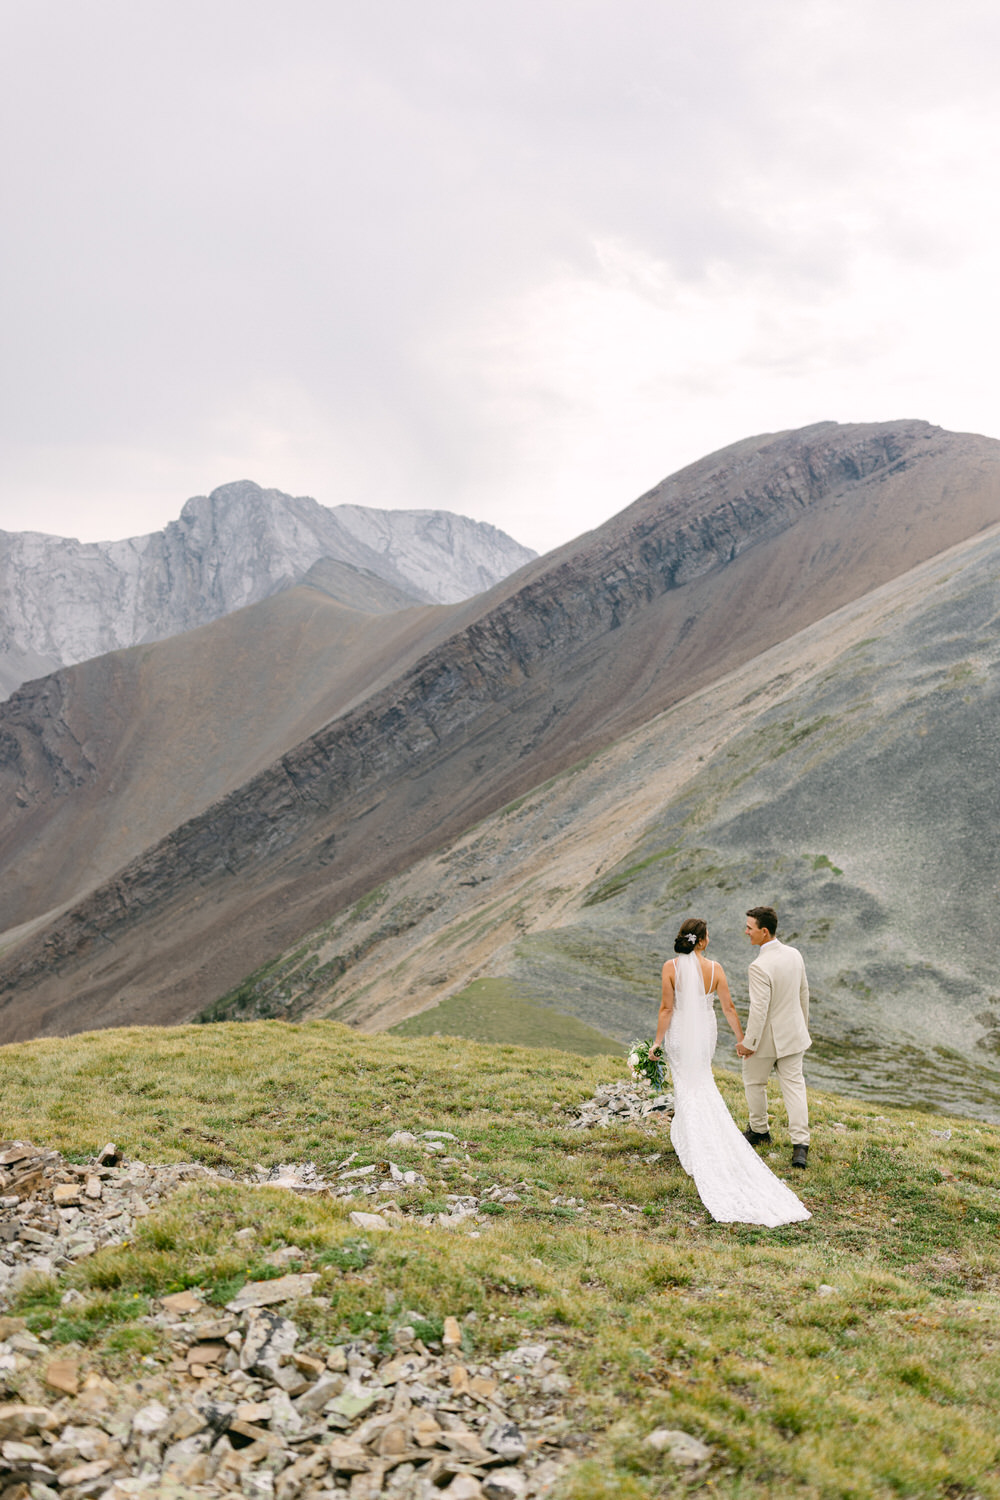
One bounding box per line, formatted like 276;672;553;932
674;918;707;954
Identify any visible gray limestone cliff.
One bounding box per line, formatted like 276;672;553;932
0;481;536;698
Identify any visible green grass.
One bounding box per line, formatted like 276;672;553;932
390;977;624;1056
582;846;682;906
3;1020;1000;1497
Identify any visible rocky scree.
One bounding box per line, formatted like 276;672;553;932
0;1087;689;1499
0;1140;583;1498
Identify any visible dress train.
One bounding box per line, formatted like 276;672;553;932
665;952;810;1227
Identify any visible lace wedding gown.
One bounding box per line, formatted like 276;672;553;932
665;952;810;1227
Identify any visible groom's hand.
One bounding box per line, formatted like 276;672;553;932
736;1042;755;1058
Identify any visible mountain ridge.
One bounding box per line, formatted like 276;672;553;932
3;420;1000;1045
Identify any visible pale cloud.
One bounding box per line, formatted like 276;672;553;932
2;0;1000;553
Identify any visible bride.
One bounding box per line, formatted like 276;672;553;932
651;917;810;1227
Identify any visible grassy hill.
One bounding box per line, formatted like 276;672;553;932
2;1021;1000;1497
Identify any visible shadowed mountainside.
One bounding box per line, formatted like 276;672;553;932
2;419;1000;1044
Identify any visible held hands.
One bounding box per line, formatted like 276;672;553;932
736;1041;755;1058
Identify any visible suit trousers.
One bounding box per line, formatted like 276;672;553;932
742;1050;809;1146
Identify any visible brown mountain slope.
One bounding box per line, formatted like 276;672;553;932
2;419;1000;1040
0;583;448;931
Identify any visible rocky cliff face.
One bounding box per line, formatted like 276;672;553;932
0;481;535;697
3;420;1000;1040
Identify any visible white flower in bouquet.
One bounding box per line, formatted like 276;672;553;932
627;1038;665;1092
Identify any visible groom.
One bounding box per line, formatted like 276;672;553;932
735;906;811;1169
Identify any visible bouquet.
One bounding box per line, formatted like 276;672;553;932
627;1037;665;1092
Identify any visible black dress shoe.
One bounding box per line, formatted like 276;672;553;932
791;1144;809;1169
743;1126;772;1146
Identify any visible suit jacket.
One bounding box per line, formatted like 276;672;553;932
745;938;811;1057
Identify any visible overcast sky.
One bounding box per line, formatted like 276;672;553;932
3;1;999;555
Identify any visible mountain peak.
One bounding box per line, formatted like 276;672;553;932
0;485;536;698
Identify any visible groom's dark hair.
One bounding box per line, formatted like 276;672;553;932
746;905;778;935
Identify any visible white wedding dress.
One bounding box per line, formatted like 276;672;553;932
665;952;810;1227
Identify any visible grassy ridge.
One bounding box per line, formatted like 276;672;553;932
389;977;624;1055
3;1020;1000;1497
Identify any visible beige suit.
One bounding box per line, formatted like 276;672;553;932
742;937;811;1146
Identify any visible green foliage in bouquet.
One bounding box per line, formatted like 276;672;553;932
627;1037;666;1091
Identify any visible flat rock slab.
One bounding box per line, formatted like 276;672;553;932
0;1405;59;1439
42;1358;79;1396
348;1211;394;1232
483;1470;528;1499
159;1290;203;1316
645;1427;712;1464
225;1273;319;1312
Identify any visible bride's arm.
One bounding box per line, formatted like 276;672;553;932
714;965;745;1045
650;961;675;1055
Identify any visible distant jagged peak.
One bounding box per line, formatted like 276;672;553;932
333;498;535;550
328;501;537;602
177;479;332;532
182;476;276;512
0;480;536;698
176;481;538;602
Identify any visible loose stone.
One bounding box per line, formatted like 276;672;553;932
0;1138;579;1499
644;1427;712;1464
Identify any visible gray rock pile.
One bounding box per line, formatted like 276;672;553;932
0;1298;575;1498
0;1143;219;1299
0;1132;530;1303
245;1135;524;1234
566;1082;672;1130
0;1142;579;1497
0;1095;690;1497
